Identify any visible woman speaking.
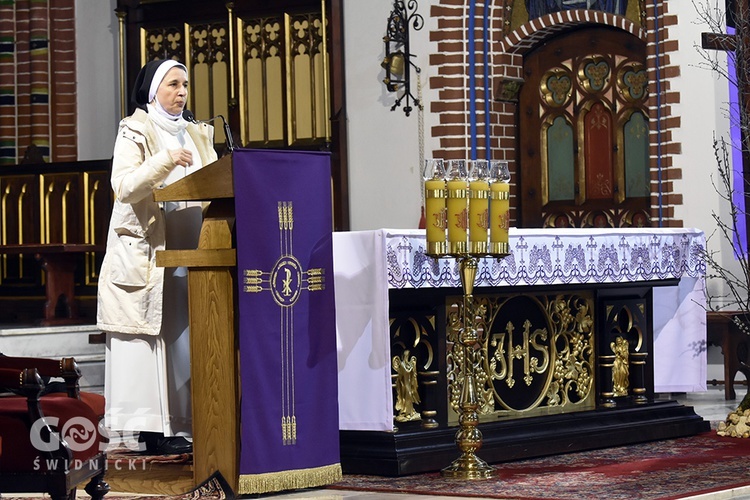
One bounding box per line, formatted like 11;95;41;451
97;59;218;455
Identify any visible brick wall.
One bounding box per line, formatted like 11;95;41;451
0;0;76;164
49;0;77;162
427;1;682;228
644;0;682;227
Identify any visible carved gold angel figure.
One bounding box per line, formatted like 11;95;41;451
393;350;421;422
612;336;630;396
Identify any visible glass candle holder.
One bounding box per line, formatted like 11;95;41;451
423;158;447;255
468;159;489;255
488;160;510;255
445;159;468;255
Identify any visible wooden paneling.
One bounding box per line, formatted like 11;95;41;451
0;159;112;323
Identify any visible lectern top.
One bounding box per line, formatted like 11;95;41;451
153;153;234;202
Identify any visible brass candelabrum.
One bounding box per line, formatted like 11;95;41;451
423;158;510;480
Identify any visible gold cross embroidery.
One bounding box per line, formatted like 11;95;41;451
242;201;326;445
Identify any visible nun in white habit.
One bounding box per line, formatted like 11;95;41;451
97;59;218;454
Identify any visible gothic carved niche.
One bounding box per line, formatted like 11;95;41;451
599;301;649;406
390;314;439;425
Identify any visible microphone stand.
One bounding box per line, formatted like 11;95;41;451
183;109;235;154
218;115;235;153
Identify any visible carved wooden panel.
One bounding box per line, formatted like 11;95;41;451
583;102;614;200
1;175;40;286
39;173;82;244
386;283;655;427
238;10;330;147
519;27;649;228
0;161;111;322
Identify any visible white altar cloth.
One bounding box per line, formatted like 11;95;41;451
333;228;707;431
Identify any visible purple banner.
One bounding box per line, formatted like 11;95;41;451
233;149;340;494
728;26;748;257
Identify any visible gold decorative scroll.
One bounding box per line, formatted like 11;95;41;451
446;292;596;423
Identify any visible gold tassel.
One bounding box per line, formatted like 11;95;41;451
238;463;342;495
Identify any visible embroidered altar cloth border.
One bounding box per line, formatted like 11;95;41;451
384;227;706;289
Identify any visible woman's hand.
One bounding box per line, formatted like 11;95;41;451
169;148;194;168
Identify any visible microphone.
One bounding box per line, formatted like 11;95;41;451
182;109;235;153
182;109;197;123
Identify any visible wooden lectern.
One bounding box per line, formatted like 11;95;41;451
152;154;240;493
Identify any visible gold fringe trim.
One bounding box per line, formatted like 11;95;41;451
238;463;342;495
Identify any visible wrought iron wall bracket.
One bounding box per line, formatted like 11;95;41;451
382;0;423;117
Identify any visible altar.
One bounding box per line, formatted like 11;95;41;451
333;227;709;475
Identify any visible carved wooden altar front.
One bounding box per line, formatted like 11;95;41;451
387;283;653;423
335;228;708;476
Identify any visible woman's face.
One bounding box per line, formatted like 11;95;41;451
154;66;188;115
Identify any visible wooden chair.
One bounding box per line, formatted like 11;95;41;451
0;355;109;499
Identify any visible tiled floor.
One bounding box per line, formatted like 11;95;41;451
666;384;749;423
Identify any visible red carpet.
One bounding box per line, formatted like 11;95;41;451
7;432;745;499
328;430;750;500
